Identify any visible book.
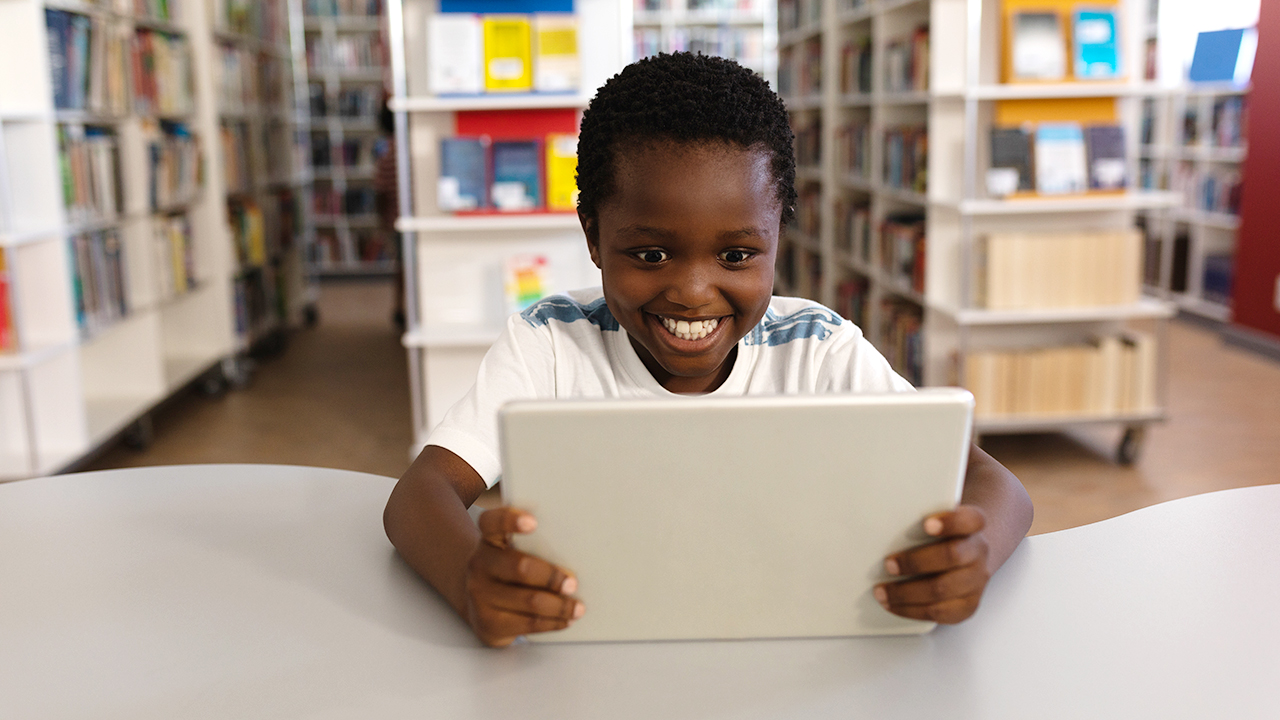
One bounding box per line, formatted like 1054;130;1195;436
483;16;533;93
1084;124;1127;190
1010;11;1066;81
533;14;579;93
1188;28;1253;84
491;139;541;211
989;127;1034;195
544;133;578;212
428;13;483;94
1073;8;1120;80
504;254;550;314
0;249;13;353
132;29;195;117
883;126;927;193
1202;253;1233;306
68;228;128;337
979;230;1142;309
438;137;488;211
880;214;926;294
58;124;121;224
1034;123;1088;195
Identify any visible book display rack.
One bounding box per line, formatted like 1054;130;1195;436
0;0;239;479
775;0;1177;463
388;0;628;454
633;0;777;87
303;0;395;276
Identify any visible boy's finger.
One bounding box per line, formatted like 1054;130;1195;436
484;547;578;594
876;565;986;607
876;593;982;625
921;505;986;539
886;535;986;576
477;507;537;547
483;581;585;622
471;606;573;647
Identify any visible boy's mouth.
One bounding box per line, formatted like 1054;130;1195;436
657;315;721;342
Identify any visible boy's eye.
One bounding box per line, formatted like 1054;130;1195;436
719;249;754;264
635;249;669;264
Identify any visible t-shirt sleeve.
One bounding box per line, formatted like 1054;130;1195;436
816;321;917;393
423;314;556;487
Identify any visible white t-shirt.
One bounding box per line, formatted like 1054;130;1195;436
427;287;915;487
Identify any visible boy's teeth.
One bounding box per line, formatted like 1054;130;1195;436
660;316;719;341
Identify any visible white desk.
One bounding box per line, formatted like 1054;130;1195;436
1;465;1277;719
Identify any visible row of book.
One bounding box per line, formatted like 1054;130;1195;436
59;125;121;224
1005;5;1121;83
791;184;820;239
229;199;267;268
836;121;869;178
880;300;922;386
314;187;376;216
633;27;765;69
777;38;821;99
307;34;384;71
69;228;128;338
635;0;763;11
976;230;1142;310
427;14;579;95
0;250;14;353
311;134;382;169
214;0;287;42
835;275;868;329
1147;229;1233;302
309;85;382;118
1175;99;1250;148
304;0;382;16
1171;165;1242;216
988;123;1126;197
148;121;200;209
217;44;284;111
313;229;395;265
840;38;871;96
880;214;925;295
964;334;1158;419
221;122;256;194
133;29;194;117
153;213;197;301
132;0;182;22
834;199;870;263
884;126;926;194
884;25;929;93
778;0;821;34
45;10;130;114
438;134;578;213
794;119;820;168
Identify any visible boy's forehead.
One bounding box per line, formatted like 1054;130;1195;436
608;141;777;211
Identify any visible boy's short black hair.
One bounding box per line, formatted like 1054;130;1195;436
576;52;796;227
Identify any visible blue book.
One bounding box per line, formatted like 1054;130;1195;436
1034;123;1088;195
45;10;69;109
491;140;541;211
69;12;91;110
439;138;488;211
1188;28;1251;84
1073;8;1119;79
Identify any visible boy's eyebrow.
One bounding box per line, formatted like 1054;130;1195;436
614;224;767;241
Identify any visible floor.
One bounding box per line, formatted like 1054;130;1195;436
82;279;1280;535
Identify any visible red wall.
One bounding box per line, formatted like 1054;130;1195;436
1234;1;1280;338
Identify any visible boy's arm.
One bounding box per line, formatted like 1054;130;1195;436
874;444;1034;623
384;445;584;646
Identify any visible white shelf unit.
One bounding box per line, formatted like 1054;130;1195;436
389;0;629;454
0;0;237;480
775;0;1177;461
210;0;318;350
303;1;395;277
1137;84;1249;324
632;0;777;87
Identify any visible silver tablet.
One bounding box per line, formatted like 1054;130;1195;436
498;388;974;642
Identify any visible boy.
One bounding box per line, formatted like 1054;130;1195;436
385;53;1034;648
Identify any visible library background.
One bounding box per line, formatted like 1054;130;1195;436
0;0;1276;533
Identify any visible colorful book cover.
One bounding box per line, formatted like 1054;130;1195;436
439;137;488;211
989;127;1034;195
544;133;577;211
483;16;533;92
504;254;550;315
533;14;579;93
45;10;69;109
1035;123;1088;195
428;13;483;94
1073;8;1120;80
1010;11;1066;81
1083;124;1127;190
491;139;541;211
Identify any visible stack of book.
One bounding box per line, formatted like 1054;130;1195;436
153;214;196;301
220;122;254;194
880;300;922;386
883;24;929;93
836;121;869;179
58;125;121;224
839;37;872;95
437;133;578;213
976;229;1142;309
835;199;870;263
427;13;579;95
883;126;927;193
1172;164;1242;216
987;123;1126;197
794;118;821;168
0;249;13;353
148;121;200;210
1211;96;1248;147
45;9;131;115
229;200;267;267
964;333;1158;419
880;214;925;294
307;33;384;72
217;43;260;111
68;228;128;337
132;29;195;117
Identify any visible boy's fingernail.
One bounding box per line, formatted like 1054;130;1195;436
884;558;900;575
873;586;888;605
516;515;536;532
924;517;944;536
572;602;585;619
561;577;577;595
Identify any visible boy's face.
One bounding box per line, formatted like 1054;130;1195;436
584;141;781;394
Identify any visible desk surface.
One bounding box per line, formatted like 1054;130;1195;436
1;465;1277;719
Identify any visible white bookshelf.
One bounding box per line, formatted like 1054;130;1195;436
303;0;394;277
632;0;777;87
775;0;1176;463
389;0;629;454
0;0;238;480
1138;84;1249;324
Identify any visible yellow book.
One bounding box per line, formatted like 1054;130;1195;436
545;133;578;212
534;14;579;93
483;16;533;92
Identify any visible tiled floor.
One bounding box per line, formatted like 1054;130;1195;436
82;279;1280;535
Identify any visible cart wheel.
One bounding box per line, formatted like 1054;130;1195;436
199;369;228;397
1117;427;1145;466
122;414;154;451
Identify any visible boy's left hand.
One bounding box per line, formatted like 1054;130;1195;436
874;505;991;624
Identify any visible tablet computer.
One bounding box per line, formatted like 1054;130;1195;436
498;388;974;642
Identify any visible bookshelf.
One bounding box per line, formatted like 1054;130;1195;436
774;0;1177;463
1138;84;1248;323
303;0;395;277
632;0;777;87
0;0;237;479
388;0;629;453
210;0;318;349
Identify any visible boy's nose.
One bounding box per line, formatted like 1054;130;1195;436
664;261;717;309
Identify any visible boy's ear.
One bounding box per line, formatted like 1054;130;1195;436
580;213;602;269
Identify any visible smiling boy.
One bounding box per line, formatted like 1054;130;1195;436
384;53;1034;648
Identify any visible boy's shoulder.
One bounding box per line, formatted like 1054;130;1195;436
518;288;618;331
745;296;854;348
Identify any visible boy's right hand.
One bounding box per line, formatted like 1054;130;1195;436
466;507;584;647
